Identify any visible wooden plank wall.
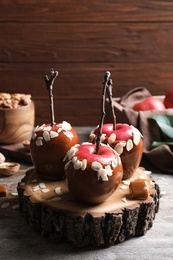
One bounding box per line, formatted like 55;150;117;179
1;0;173;126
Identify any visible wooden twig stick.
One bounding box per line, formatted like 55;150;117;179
44;68;58;126
107;78;116;130
96;71;111;154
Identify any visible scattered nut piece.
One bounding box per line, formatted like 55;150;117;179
54;187;63;196
12;204;19;210
1;202;10;209
122;180;130;185
120;185;128;190
0;153;5;164
39;183;46;189
11;192;18;196
121;197;127;203
42;188;50;193
51;196;62;201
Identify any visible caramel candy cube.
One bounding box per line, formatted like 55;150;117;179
129;179;150;200
0;185;8;197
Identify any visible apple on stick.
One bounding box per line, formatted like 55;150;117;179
89;72;143;179
64;71;123;204
30;68;80;181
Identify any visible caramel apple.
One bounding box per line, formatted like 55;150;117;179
30;69;80;180
30;121;80;180
89;123;143;180
64;71;123;204
64;143;123;204
89;71;143;180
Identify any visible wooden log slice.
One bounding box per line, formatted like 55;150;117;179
17;167;160;248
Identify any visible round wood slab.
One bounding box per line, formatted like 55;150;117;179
17;167;160;248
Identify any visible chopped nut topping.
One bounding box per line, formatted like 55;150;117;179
108;133;116;144
101;134;106;142
64;161;71;170
104;165;113;176
126;139;133;151
43;130;50;141
50;131;59;138
72;156;77;164
36;138;43;146
97;169;109;181
73;160;83;170
111;158;118;168
114;142;124;155
91;161;102;171
81;159;87;170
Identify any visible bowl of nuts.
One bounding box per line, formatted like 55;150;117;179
0;93;35;144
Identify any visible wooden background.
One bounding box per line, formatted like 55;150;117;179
1;0;173;126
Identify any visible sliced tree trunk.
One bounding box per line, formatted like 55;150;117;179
17;167;160;248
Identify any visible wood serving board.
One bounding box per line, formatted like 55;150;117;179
0;143;32;163
17;167;160;248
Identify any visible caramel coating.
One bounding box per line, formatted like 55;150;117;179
117;137;143;180
0;185;7;197
89;124;143;180
66;162;123;204
65;144;123;204
30;123;80;181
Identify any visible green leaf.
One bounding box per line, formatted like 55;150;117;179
150;115;173;139
152;141;173;147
